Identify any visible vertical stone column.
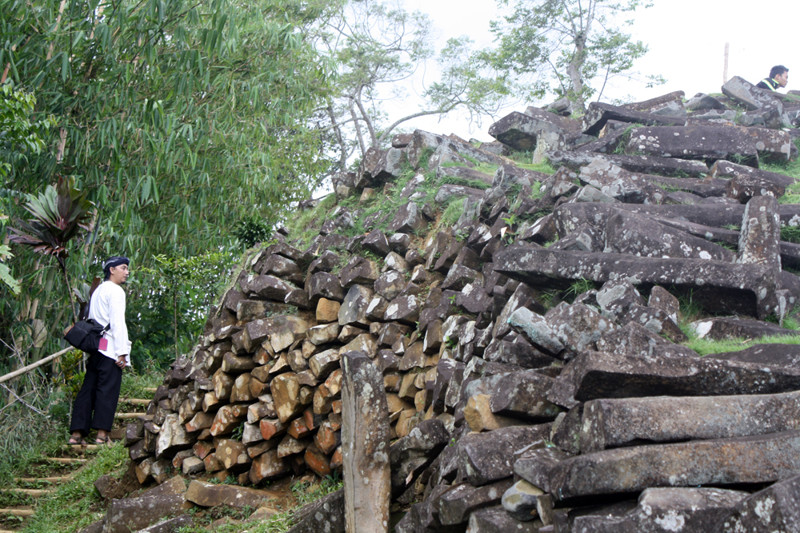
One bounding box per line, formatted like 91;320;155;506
341;351;391;533
737;195;783;319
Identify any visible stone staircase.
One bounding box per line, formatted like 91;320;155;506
0;395;152;532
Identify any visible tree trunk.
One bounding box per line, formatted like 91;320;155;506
349;99;367;159
326;103;348;174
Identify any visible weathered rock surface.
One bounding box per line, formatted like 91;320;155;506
123;78;800;533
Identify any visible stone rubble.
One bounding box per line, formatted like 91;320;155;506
94;76;800;532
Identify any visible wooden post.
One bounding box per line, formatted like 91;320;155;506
0;348;72;385
723;42;729;84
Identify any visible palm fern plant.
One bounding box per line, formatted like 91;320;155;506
8;178;94;321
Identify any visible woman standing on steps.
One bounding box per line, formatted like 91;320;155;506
68;256;132;446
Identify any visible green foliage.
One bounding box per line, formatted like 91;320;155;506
0;82;56;180
564;278;595;301
440;197;466;227
118;366;165;400
23;443;129;532
781;225;800;244
1;0;338;365
762;142;800;204
506;151;557;174
485;0;656;111
0;243;20;295
517;161;557;174
439;172;492;190
233;215;275;249
317;3;508;170
686;333;800;356
8;179;93;266
127;250;239;368
283;194;338;250
0;403;63;485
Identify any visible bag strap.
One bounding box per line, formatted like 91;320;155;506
79;277;103;320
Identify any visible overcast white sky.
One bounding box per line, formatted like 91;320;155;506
392;0;800;141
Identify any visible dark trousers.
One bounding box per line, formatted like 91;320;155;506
69;351;122;435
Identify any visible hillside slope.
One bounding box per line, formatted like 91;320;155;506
128;79;800;532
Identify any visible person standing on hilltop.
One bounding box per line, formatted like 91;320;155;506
756;65;789;91
68;256;132;446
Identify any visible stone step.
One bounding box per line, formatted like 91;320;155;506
0;507;34;517
115;412;147;420
16;474;72;484
46;457;86;465
119;398;151;406
4;487;53;497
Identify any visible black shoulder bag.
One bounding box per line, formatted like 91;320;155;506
64;319;110;352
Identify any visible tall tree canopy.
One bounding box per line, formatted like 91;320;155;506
3;0;336;258
489;0;654;112
315;1;508;175
1;0;340;365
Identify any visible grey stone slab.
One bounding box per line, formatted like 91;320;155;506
578;391;800;453
604;210;735;262
337;284;373;327
549;151;709;178
287;489;345;533
514;447;574;493
544;303;616;353
690;316;797;341
390;419;450;497
722;76;786;116
709;343;800;368
341;351;391;533
570;487;747;533
548;430;800;500
582;102;686;136
548;349;800;408
489;109;581;152
104;476;187;533
595;322;697;359
719;474;800;532
578;159;726;202
737;195;781;268
489;370;562;421
494;247;776;318
457;424;553;486
338;256;380;288
508;307;566;356
439;479;514;525
551;202;744;240
622;91;686;114
686;93;728;111
466;506;545;532
482;337;560;369
626;125;793;162
502;479;547;522
436;164;494;187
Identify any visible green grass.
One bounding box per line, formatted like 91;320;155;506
439;174;492;190
22;443;130;532
283;194;338;249
762;139;800;204
0;366;162;488
119;366;165;399
686;333;800;356
781;225;800;244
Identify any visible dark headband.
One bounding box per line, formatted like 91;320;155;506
103;256;129;270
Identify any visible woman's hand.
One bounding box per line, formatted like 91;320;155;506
116;355;127;368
